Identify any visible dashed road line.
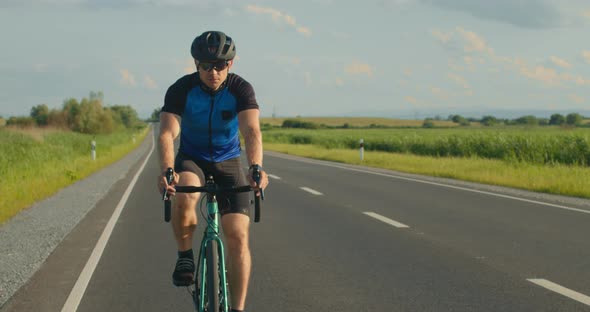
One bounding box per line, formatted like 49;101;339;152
364;211;410;228
527;279;590;306
300;187;323;195
268;174;281;180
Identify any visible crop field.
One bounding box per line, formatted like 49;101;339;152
263;127;590;166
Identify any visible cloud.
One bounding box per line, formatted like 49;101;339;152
550;56;571;68
448;60;464;72
518;64;561;85
404;96;418;105
430;29;452;43
447;73;470;89
562;73;590;86
510;59;590;86
144;75;158;89
184;59;195;74
120;69;137;87
462;56;484;71
583;10;590;18
432;27;590;87
569;94;584;104
514;58;561;85
433;27;495;61
420;0;564;28
456;27;493;54
431;87;451;100
296;27;312;36
245;5;312;37
345;62;374;77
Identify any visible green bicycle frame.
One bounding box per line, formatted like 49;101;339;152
197;195;229;312
164;167;262;312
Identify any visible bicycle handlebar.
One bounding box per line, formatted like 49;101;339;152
162;166;264;223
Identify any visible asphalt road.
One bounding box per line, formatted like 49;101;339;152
2;127;590;311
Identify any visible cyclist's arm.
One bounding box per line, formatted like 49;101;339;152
159;112;180;173
238;108;262;168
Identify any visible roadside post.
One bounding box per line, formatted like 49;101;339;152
91;139;96;160
360;138;364;161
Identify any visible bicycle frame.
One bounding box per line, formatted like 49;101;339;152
162;166;263;312
195;192;229;312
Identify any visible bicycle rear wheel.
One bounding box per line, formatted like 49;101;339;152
206;240;220;312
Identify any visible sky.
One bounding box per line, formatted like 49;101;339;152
1;0;590;119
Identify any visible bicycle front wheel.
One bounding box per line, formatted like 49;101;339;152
205;240;220;312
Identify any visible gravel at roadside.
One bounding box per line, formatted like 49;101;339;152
0;128;153;307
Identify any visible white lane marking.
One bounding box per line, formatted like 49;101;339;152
364;211;410;228
300;187;323;195
243;166;280;180
527;279;590;306
61;128;155;312
267;153;590;215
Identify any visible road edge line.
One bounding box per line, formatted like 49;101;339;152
60;128;155;312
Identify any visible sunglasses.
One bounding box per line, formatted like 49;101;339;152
198;61;230;72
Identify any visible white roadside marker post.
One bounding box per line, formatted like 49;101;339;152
91;139;96;160
360;138;364;161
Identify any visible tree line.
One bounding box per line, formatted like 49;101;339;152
421;113;586;128
442;113;585;127
3;91;145;134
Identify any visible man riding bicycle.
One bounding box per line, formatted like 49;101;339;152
157;30;269;312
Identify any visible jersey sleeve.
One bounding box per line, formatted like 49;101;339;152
161;74;194;116
228;74;259;112
236;81;259;112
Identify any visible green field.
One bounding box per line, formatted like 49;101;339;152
263;127;590;166
0;126;149;223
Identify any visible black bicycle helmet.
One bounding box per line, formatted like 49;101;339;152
191;31;236;61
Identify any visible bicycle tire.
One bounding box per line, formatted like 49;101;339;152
206;241;220;312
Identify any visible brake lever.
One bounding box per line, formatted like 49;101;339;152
163;168;173;222
162;168;174;200
251;165;264;200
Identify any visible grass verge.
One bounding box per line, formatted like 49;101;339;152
265;143;590;199
0;126;150;224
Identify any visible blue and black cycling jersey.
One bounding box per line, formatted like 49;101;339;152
161;72;258;162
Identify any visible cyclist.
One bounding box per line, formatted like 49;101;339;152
157;30;269;312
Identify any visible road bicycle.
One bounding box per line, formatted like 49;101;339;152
162;165;263;312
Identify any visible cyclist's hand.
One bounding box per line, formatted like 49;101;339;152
248;166;268;197
158;170;179;197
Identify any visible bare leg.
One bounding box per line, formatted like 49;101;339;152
172;171;202;250
221;213;251;310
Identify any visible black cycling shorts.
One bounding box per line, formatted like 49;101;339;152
174;152;250;216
